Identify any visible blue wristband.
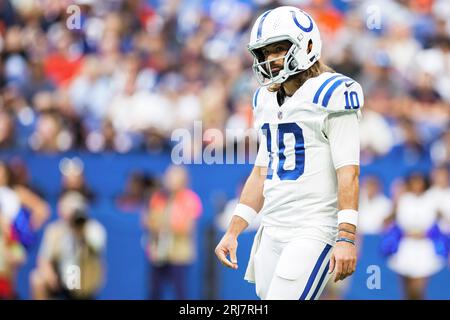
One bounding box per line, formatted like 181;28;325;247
336;237;355;245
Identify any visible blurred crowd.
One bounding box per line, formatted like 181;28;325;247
0;153;202;299
0;0;447;161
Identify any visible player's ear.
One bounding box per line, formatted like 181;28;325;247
307;40;313;54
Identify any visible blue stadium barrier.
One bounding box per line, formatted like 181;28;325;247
0;151;445;299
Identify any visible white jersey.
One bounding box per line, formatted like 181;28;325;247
252;72;364;245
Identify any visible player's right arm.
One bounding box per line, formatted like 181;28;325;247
215;87;267;269
215;165;266;269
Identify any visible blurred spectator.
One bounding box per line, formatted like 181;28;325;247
409;71;442;104
22;61;56;105
329;46;362;79
215;180;261;232
390;117;430;168
2;26;29;90
386;21;421;78
144;165;202;300
385;172;447;300
28;111;73;153
359;108;394;163
0;160;49;234
415;36;450;103
43;27;84;88
0;109;16;149
426;166;450;234
31;191;106;300
0;209;25;299
0;160;50;299
68;55;113;130
360;51;407;100
358;176;393;235
59;157;95;203
116;171;158;213
106;55;173;151
431;130;450;166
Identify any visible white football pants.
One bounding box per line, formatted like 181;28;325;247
253;227;333;300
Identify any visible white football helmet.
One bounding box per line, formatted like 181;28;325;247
247;6;322;86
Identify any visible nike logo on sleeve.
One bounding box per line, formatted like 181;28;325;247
345;81;355;88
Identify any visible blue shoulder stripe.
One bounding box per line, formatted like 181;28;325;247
312;74;342;104
252;87;262;109
321;77;351;108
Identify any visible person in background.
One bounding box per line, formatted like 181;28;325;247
59;157;95;203
0;109;16;149
385;172;447;300
426;166;450;244
116;171;158;213
358;175;393;235
30;191;106;300
0;161;49;230
0;208;25;300
144;165;202;300
0;160;50;299
322;177;388;300
215;180;261;233
321;175;392;300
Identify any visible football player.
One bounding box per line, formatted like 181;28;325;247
215;6;364;300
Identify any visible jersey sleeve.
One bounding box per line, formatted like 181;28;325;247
312;73;364;113
252;87;269;167
252;87;264;130
254;128;269;167
323;111;360;170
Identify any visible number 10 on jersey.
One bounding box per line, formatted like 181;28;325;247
261;123;305;181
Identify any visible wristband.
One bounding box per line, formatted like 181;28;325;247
338;228;356;235
336;237;355;245
233;203;258;225
337;209;358;227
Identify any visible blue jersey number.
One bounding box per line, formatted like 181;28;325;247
261;122;305;180
344;91;360;109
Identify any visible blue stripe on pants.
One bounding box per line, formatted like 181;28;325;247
299;244;332;300
310;261;330;300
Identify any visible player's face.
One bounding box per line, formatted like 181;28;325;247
260;40;291;76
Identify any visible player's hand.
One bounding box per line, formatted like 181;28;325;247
215;233;239;270
328;241;357;282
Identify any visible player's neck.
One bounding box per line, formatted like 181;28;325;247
282;79;301;97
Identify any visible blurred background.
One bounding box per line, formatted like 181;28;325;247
0;0;449;300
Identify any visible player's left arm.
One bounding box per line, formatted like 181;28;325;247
330;164;359;282
327;112;360;282
322;80;364;282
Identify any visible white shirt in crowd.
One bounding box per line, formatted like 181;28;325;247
358;190;392;235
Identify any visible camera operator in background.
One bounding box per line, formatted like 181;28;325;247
30;192;106;300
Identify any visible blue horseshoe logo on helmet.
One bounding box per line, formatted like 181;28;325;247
290;10;313;32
